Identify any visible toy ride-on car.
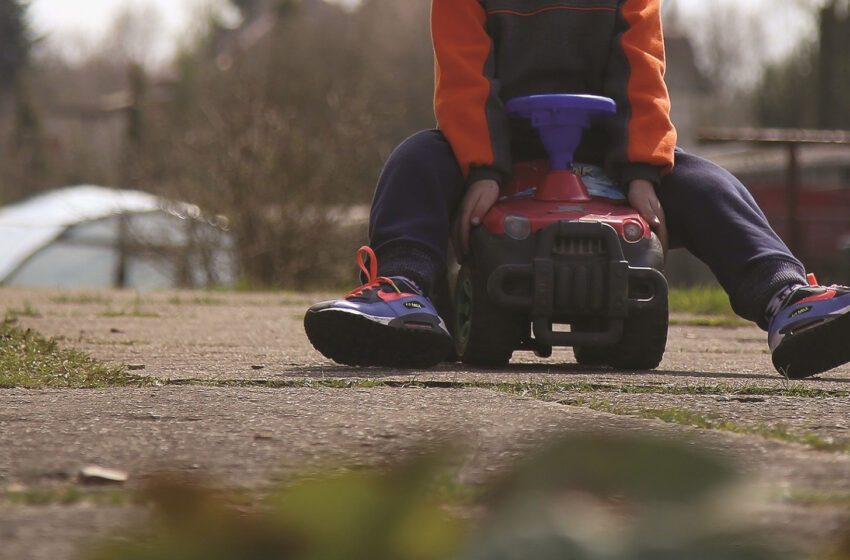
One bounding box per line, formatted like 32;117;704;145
451;94;669;369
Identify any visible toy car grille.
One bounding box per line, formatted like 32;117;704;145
552;238;606;257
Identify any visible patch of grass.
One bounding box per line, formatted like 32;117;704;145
160;377;850;399
49;294;113;305
6;302;41;317
166;295;226;306
670;317;750;328
669;286;735;316
100;310;161;318
99;292;161;318
470;378;847;400
583;399;850;454
777;490;850;507
84;339;140;346
0;322;152;388
280;297;315;307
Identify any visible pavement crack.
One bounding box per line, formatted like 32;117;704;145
152;377;850;400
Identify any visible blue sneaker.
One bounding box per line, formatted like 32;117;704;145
304;246;452;368
769;275;850;378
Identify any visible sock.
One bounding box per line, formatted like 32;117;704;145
764;282;807;326
373;242;443;297
733;258;807;330
393;275;424;295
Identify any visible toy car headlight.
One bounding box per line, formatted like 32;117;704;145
503;214;531;240
622;219;645;243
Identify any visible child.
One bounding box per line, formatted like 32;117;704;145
305;0;850;378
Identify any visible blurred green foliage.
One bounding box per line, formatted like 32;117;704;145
81;436;795;560
668;286;735;316
85;452;465;560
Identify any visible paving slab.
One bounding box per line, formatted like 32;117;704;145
0;506;142;560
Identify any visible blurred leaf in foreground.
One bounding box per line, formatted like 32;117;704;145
81;436;796;560
463;435;782;560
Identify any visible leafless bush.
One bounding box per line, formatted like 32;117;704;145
137;0;434;288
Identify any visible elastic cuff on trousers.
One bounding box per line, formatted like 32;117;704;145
731;258;806;330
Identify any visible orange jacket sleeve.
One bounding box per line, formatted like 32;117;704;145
603;0;677;184
431;0;511;184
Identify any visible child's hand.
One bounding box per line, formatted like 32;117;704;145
452;179;500;263
627;179;668;255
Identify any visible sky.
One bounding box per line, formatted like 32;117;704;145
29;0;196;37
28;0;820;65
28;0;238;64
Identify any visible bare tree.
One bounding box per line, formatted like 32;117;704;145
97;4;167;69
679;3;767;97
0;0;30;97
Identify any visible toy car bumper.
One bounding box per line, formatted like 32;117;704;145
472;220;667;347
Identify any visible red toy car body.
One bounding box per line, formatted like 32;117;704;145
449;95;669;369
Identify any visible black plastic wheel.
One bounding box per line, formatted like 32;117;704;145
573;302;668;370
432;276;460;363
453;264;522;367
573;343;609;366
572;319;610;366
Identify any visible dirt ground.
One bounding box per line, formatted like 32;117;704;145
1;287;849;559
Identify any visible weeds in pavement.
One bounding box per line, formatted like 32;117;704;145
279;296;317;307
161;377;850;399
98;291;161;318
778;490;850;508
582;399;850;454
166;295;227;306
5;302;41;318
670;317;750;328
0;320;150;388
49;294;113;305
100;309;162;318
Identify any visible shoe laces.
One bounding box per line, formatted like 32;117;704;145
786;273;848;306
801;273;846;293
345;246;402;298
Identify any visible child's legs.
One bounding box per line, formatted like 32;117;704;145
368;130;466;295
657;149;806;328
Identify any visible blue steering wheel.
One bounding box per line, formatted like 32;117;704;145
505;94;617;170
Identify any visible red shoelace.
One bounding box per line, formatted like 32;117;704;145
345;246;401;298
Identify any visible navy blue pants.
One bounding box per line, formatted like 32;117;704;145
369;130;806;328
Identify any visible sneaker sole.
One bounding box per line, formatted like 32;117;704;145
304;308;452;368
772;309;850;378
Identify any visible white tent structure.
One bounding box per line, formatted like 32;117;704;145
0;186;236;289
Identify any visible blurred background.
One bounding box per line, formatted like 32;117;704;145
0;0;848;290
